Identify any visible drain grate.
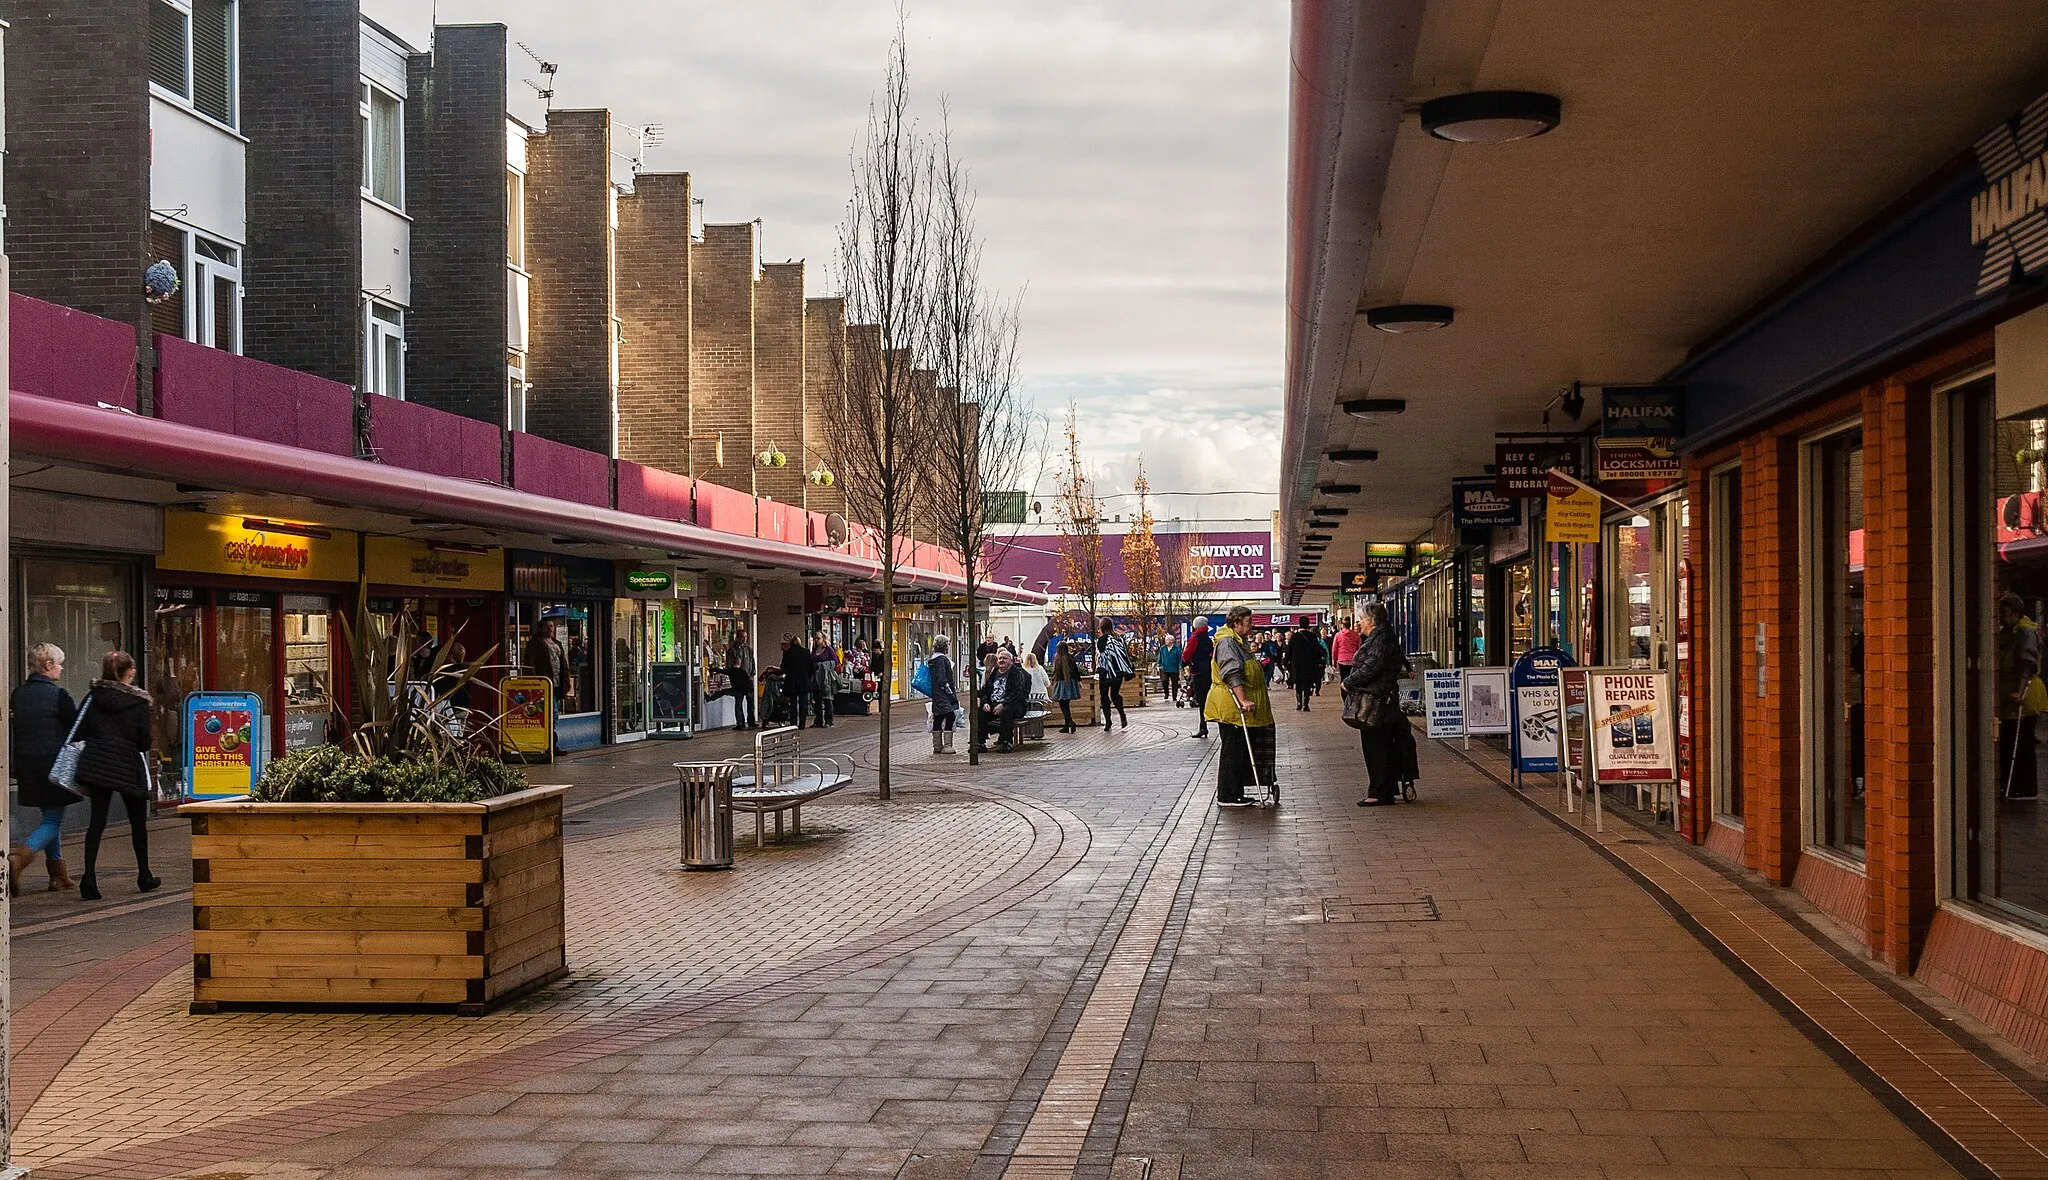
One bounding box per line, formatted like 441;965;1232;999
1320;895;1439;924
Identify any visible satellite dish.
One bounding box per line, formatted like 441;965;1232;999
825;513;849;545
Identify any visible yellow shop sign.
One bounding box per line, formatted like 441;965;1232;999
160;513;359;582
365;537;505;592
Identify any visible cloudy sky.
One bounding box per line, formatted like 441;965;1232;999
364;0;1288;524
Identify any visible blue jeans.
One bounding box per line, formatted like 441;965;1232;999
24;806;65;855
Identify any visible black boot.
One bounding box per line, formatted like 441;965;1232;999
138;872;162;893
79;874;101;901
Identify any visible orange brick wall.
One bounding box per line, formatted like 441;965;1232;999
803;297;848;518
690;223;756;490
616;172;693;473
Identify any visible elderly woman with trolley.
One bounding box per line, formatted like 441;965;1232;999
1206;605;1278;807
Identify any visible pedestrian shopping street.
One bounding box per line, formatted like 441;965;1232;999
13;700;2048;1180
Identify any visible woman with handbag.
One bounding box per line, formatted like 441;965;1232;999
1096;620;1132;732
1049;645;1083;733
1344;604;1407;807
73;651;161;900
10;643;79;893
925;637;960;754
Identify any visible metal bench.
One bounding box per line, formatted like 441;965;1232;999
727;726;856;845
1016;708;1050;743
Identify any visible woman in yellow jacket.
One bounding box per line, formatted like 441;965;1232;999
1207;605;1277;806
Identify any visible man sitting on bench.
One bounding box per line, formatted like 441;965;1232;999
978;649;1033;754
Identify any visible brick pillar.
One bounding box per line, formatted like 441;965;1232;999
405;23;512;428
690;223;756;489
241;0;363;387
525;109;617;455
1864;377;1936;970
0;0;153;396
616;172;693;471
804;297;849;518
1744;430;1802;886
754;262;808;506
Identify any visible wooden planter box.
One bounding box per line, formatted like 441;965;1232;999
182;784;569;1015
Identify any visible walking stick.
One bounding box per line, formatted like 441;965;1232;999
2007;713;2026;800
1233;691;1270;806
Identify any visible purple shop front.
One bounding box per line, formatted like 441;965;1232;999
983;529;1275;596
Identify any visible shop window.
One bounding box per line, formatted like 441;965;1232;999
1611;516;1656;668
18;559;134;703
215;592;279;755
612;600;648;739
150;589;205;790
1710;465;1745;822
1507;559;1534;659
1947;379;2048;925
1467;560;1486;665
1807;427;1866;859
282;594;333;751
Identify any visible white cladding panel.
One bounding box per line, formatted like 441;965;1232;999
360;23;410;96
150;97;246;244
361;199;411;307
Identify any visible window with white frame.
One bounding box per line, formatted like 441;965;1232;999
360;83;403;209
365;300;405;399
507;359;528;433
150;0;237;128
191;234;242;352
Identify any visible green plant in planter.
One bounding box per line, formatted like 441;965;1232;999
251;585;526;803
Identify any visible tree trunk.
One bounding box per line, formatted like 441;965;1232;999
878;579;893;800
965;585;979;765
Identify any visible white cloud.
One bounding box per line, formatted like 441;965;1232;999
364;0;1287;516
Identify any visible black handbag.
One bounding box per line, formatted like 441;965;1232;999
1342;690;1370;730
1348;686;1397;730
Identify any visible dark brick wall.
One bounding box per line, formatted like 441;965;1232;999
524;108;616;456
241;0;363;387
616;171;692;471
0;0;152;336
405;23;511;429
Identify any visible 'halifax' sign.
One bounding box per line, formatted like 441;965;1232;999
1601;385;1684;439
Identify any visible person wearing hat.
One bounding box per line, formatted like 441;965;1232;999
1999;592;2046;800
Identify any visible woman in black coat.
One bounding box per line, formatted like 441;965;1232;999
73;651;160;900
10;642;79;892
1343;604;1407;807
1285;623;1327;712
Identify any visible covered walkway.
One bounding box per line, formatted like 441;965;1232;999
10;704;2046;1177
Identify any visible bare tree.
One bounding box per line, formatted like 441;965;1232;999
1053;404;1106;636
927;113;1037;764
1121;464;1163;696
829;21;938;800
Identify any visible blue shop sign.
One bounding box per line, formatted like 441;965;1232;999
1452;477;1520;528
1509;646;1574;775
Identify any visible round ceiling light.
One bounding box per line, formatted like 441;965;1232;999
1318;482;1362;495
1363;305;1453;333
1342;398;1408;418
1420;90;1561;144
1327;448;1380;464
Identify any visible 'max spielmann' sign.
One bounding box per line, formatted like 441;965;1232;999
1973;91;2048;296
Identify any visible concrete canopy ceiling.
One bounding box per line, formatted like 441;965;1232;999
1281;0;2048;595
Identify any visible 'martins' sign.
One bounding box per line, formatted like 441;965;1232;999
1973;91;2048;296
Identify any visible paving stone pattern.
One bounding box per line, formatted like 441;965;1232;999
10;700;2044;1179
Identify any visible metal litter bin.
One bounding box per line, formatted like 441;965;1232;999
676;761;735;870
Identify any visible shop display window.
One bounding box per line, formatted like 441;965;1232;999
1507;559;1534;660
612;600;648;738
1612;516;1656;668
1949;381;2048;925
282;594;334;751
216;592;280;752
1467;561;1486;665
18;557;135;702
1809;427;1866;859
149;588;204;784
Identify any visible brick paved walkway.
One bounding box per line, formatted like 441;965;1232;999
12;700;2048;1177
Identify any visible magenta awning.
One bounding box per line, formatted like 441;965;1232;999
11;392;1047;604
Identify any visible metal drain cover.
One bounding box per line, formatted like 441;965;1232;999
1320;895;1440;923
